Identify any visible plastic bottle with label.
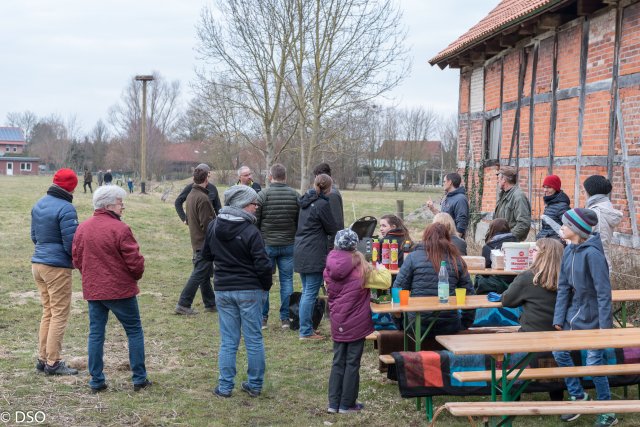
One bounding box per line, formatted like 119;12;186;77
371;239;379;267
390;240;399;270
381;239;390;267
437;261;449;304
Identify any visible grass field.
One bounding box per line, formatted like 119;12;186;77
0;175;638;427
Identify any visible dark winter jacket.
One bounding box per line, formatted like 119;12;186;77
441;186;469;236
328;186;345;230
175;182;221;222
72;209;145;301
294;190;338;273
185;184;215;252
255;182;300;246
494;185;532;241
481;233;518;268
537;191;570;239
31;185;79;269
476;232;518;294
324;250;374;342
501;270;557;332
553;233;613;331
452;235;467;256
394;244;475;335
236;179;262;193
202;215;272;292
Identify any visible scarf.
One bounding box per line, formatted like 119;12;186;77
218;205;256;224
46;185;73;203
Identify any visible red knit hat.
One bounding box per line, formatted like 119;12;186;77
53;168;78;192
542;175;561;192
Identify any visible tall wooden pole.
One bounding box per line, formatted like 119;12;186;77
135;75;154;194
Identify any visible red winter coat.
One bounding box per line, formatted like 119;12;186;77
324;249;374;342
72;209;145;301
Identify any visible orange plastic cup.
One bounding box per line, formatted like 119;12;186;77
399;290;410;306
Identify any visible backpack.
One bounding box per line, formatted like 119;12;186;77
288;291;325;331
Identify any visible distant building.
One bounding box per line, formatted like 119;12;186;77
0;127;39;176
373;139;442;186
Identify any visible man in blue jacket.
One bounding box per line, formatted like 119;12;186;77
426;172;469;238
31;168;80;376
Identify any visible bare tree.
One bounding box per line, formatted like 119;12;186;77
439;113;459;173
398;107;439;189
29;115;71;169
6;111;38;143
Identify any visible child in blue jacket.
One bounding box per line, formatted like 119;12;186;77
552;208;616;427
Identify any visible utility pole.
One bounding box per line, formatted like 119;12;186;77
135;74;154;194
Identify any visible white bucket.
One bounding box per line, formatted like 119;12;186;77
502;242;533;271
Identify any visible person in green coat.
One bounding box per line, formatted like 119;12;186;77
493;166;532;241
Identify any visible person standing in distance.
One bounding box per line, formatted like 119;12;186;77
31;168;80;375
255;163;300;329
175;163;221;223
237;166;262;193
425;172;469;238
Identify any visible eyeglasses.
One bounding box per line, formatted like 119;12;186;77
249;202;260;207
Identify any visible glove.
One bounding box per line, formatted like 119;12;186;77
487;292;503;302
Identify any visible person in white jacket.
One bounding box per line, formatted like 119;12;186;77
582;175;622;273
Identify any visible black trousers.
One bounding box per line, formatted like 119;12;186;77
178;250;215;308
328;338;365;410
84;182;93;193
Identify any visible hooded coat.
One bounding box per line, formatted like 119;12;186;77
294;190;338;273
552;233;613;331
537;191;570;239
324;250;374;342
441;186;469;236
585;195;622;271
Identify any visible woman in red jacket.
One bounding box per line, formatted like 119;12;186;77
72;185;149;393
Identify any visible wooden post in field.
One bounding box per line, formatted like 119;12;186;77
396;200;404;220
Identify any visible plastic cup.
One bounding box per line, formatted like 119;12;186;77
391;287;401;304
455;288;467;305
399;290;410;306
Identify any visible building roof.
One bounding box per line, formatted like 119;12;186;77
164;141;210;164
376;140;442;161
0;127;26;144
429;0;569;67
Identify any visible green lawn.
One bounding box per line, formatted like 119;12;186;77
0;175;637;426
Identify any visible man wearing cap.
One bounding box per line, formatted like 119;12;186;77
536;174;570;240
175;166;217;315
175;163;222;224
425;172;469;237
237;166;262;193
30;168;80;375
583;175;622;272
201;185;272;398
494;166;532;241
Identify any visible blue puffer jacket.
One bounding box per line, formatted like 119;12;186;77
31;189;79;268
394;244;475;334
536;190;570;239
441;187;469;236
553;233;613;331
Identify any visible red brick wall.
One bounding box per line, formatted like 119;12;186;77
459;72;471;114
485;61;502;111
620;2;640;75
587;9;616;85
557;24;582;90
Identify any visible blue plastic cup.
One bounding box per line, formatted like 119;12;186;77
391;287;401;304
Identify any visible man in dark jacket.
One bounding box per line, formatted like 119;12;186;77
175;163;221;223
175;166;216;315
237;166;262;192
255;163;300;329
202;185;272;398
72;185;150;393
426;172;469;237
313;163;344;230
494;166;532;241
83;167;93;194
31;168;80;376
536;174;570;240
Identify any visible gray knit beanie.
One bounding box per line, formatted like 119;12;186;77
335;228;359;251
224;185;257;208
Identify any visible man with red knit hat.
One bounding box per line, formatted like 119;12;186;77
537;174;570;240
30;168;80;375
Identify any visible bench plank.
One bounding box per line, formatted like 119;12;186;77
453;363;640;383
444;400;640;417
379;355;395;365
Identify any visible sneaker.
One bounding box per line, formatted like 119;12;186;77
261;318;268;330
35;359;45;373
560;392;590;422
594;413;618;427
91;383;108;394
241;381;260;397
204;306;217;313
133;379;152;392
327;407;338;414
213;386;231;398
338;403;365;414
44;361;78;376
175;305;198;315
299;334;325;341
280;319;291;329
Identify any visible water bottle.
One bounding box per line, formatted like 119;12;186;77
438;261;449;304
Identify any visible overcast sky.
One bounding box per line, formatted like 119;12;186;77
0;0;499;134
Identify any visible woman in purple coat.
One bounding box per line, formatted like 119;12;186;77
324;228;374;415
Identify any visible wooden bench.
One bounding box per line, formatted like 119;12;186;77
431;400;640;426
365;331;379;341
453;363;640;383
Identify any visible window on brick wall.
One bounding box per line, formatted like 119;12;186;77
484;115;501;165
469;68;484;113
20;163;32;171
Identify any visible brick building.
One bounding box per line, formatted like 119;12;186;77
0;127;39;176
430;0;640;249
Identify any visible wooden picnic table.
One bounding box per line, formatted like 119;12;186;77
390;268;522;276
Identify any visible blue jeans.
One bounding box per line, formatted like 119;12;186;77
178;250;215;309
262;245;294;321
552;349;611;400
298;272;324;337
215;289;267;394
88;297;147;388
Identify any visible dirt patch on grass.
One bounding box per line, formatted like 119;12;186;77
8;291;85;305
